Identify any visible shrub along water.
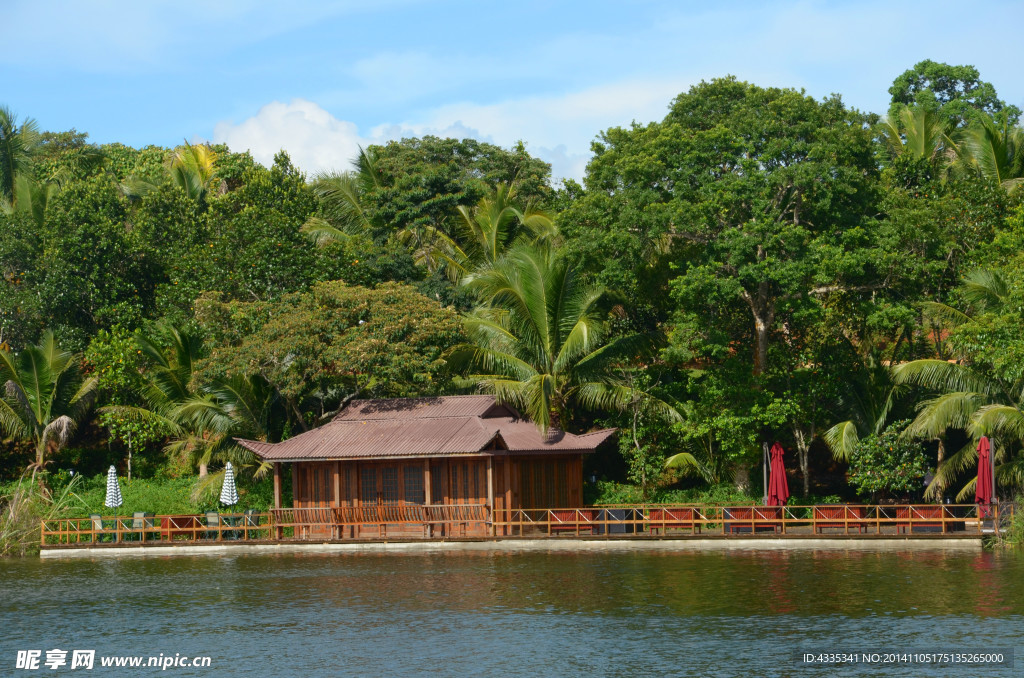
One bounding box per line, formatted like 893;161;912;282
0;475;85;557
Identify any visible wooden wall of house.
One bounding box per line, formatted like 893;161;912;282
294;453;585;537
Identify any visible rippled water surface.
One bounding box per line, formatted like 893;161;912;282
2;547;1022;677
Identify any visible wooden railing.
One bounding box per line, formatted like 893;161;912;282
41;503;1011;546
490;504;1013;537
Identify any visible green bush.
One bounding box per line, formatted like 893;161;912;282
587;480;755;505
66;472;276;517
847;420;928;500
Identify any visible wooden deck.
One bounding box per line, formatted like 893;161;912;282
40;503;1012;549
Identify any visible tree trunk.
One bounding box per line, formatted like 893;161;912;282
199;463;208;478
742;276;776;377
933;436;945;502
793;425;814;497
733;466;750;492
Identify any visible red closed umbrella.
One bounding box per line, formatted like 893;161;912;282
767;442;790;507
975;436;994;517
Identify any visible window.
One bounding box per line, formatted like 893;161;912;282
360;468;377;504
382;467;400;504
430;464;443;504
403;466;425;504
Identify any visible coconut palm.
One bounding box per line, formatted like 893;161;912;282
822;352;906;461
957;117;1024;192
100;326;209;473
3;174;59;228
168;142;220;203
301;146;384;245
0;106;41;208
891;269;1024;499
448;245;675;434
172;373;286;488
877;104;957;166
0;331;97;472
402;183;555;283
121;141;221;207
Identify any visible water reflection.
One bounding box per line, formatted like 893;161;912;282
1;548;1022;677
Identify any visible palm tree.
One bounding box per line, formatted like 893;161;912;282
878;104;957;165
168;142;220;203
0;106;41;208
301;146;384;245
402;183;555;282
823;351;906;461
3;174;59;228
172;373;287;491
957;117;1024;192
0;331;97;473
100;326;209;473
121;141;221;207
448;245;675;434
891;269;1023;499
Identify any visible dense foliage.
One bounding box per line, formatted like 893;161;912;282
2;61;1024;528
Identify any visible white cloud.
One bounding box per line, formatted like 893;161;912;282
389;78;693;180
212;78;695;182
212;99;387;175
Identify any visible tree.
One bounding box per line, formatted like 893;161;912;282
171;372;287;483
404;183;556;283
877;104;957;166
99;325;211;475
0;106;40;208
301;146;385;245
0;330;97;473
958;117;1024;192
891;268;1024;499
449;245;675;434
194;280;466;425
889;60;1021;128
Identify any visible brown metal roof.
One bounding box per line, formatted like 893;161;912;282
237;395;616;462
334;395;512;421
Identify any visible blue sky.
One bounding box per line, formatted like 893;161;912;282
4;0;1022;182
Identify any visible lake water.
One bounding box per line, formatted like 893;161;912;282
2;547;1022;677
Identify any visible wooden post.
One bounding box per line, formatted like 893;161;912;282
332;461;341;539
273;462;283;540
503;455;512;537
423;459;432;538
486;457;495;536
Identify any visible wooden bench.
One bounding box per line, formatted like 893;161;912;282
813;506;867;534
647;507;700;535
549;509;596;535
896;506;948;533
724;506;782;534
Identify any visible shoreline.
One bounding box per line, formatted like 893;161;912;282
39;534;983;558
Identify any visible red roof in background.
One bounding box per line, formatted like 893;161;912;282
237;395;616;462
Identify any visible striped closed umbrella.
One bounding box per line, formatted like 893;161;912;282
104;465;123;509
219;462;239;507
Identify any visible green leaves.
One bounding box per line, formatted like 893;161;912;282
451;245;665;434
0;330;97;469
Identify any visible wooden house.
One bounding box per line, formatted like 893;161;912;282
237;395;615;537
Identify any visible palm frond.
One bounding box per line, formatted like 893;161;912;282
823;420;860;461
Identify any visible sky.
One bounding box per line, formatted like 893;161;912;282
4;0;1023;183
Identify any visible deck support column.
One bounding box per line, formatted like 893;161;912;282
486;457;495;536
273;462;283;540
332;461;341;539
423;459;432;538
503;455;512;537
